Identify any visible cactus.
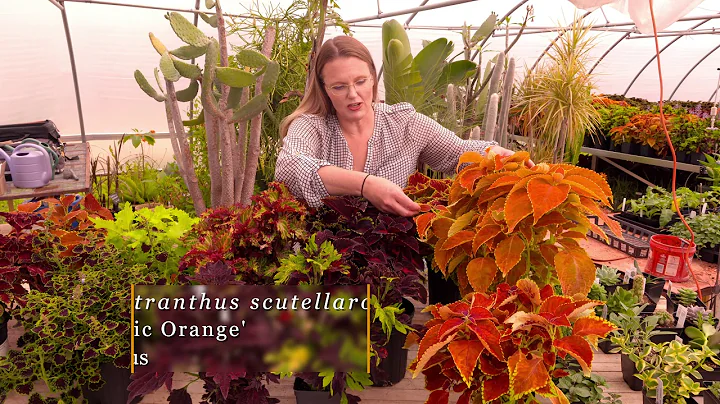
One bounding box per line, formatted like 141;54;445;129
495;57;515;147
236;49;270;68
199;12;218;28
677;288;699;307
216;67;256;88
170;45;207;60
167;12;210;47
483;94;499;142
631;273;645;302
135;2;279;213
469;126;481;140
159;52;180;82
176;80;199;102
446;84;457;132
655;309;676;328
205;0;215;8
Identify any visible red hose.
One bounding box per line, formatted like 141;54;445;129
648;0;703;300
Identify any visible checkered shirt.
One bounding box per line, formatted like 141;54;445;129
275;102;497;207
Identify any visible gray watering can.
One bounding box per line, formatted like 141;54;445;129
0;143;52;188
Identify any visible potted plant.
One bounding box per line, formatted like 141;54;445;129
635;339;718;404
555;356;622;404
611;309;677;391
596;264;630;294
704;381;720;404
406;278;616;402
666;287;706;316
669;213;720;264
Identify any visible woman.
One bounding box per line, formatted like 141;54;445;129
275;35;520;217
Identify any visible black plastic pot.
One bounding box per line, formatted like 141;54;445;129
372;298;415;386
428;269;461;305
704;381;720;404
621;353;643;391
701;367;720;382
0;312;8;355
598;339;618;354
294;377;341;404
638;273;667;304
650;326;684;344
81;363;135;404
690;152;706;165
589;136;610;150
642;389;699;404
699;246;720;264
639;145;656;157
621;142;641;155
665;293;706;316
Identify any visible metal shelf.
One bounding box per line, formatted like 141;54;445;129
580;146;704;173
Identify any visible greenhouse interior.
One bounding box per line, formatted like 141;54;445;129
7;0;720;403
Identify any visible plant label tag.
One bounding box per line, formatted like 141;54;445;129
656;379;663;404
594;277;600;285
675;335;683;343
690;210;697;219
702;202;708;215
640;210;644;218
676;304;688;328
602;305;608;319
667;281;673;300
622;198;627;211
623;271;630;284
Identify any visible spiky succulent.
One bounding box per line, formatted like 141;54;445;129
655;309;676;328
596;265;621;287
677;288;699;307
687;306;714;327
631;273;645;302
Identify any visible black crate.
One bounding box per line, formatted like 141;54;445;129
588;215;656;258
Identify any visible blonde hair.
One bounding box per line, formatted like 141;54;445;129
280;36;378;138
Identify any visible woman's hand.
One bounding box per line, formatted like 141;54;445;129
488;145;535;167
362;175;420;217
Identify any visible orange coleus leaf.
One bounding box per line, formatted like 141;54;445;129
505;262;527;286
539;244;559;267
426;390;450;404
466;257;498;293
479;354;505;376
579;196;623;239
447;251;467;275
434;244;452;275
413;337;454;378
431;217;454;240
509;352;550;398
505;312;551;332
504;150;531;164
456;390;472;404
516;279;542;307
439;318;465;340
477;185;513;205
16;201;42;212
553;335;594;376
472;225;502;254
483;373;510;402
473;172;510;195
519;220;534;242
415;212;436;238
564;175;609;205
560;231;587;240
527;178;571;224
573;316;617;347
457;266;472;296
448;340;484;386
548;384;571;404
418;324;442;359
448;210;476;238
488;175;520;190
84;194;113;219
403;332;420;349
564;166;613;200
495;235;525;276
539;295;573;317
504;190;533;232
536;211;569;227
441;230;474;251
469;320;504;361
554;247;595;297
458;168;486;191
457;151;485;169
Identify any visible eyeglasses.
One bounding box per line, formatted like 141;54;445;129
324;77;373;96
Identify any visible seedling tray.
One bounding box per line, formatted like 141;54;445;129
588;215;656;258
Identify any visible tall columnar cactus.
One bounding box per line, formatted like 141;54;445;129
495;57;515;147
134;1;279;213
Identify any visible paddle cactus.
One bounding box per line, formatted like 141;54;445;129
134;1;280;213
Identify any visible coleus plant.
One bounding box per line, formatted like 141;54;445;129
404;171;453;207
180;182;310;280
415;150;623;297
406;279;616;404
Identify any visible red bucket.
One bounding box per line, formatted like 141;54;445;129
644;234;695;282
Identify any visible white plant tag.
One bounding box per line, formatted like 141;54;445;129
667;281;673;300
675;335;683;343
676;304;688;328
602;305;608;319
622;198;627;211
702;202;708;215
594;277;600;285
656;379;663;404
640;210;644;218
690;210;697;218
623;271;630;284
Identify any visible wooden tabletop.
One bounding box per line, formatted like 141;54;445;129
0;142;91;201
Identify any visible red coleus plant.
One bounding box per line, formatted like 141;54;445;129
406;279;616;404
415;150;623;297
404;172;453;207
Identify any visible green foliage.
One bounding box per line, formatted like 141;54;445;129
636;340;720;402
709;382;720;399
555;361;620;404
605;287;639;317
90;203;199;279
655;309;676;328
0;249;159;401
596;265;620;287
274;234;345;285
629;186;717;227
631;273;645;303
588;283;608;317
701;153;720;187
677;288;699;307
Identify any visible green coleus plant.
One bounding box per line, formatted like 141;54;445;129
669;213;720;252
90;203;199;279
406;279;616;404
0;248;159;402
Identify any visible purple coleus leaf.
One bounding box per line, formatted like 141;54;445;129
168;388;192;404
189;261;241;286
